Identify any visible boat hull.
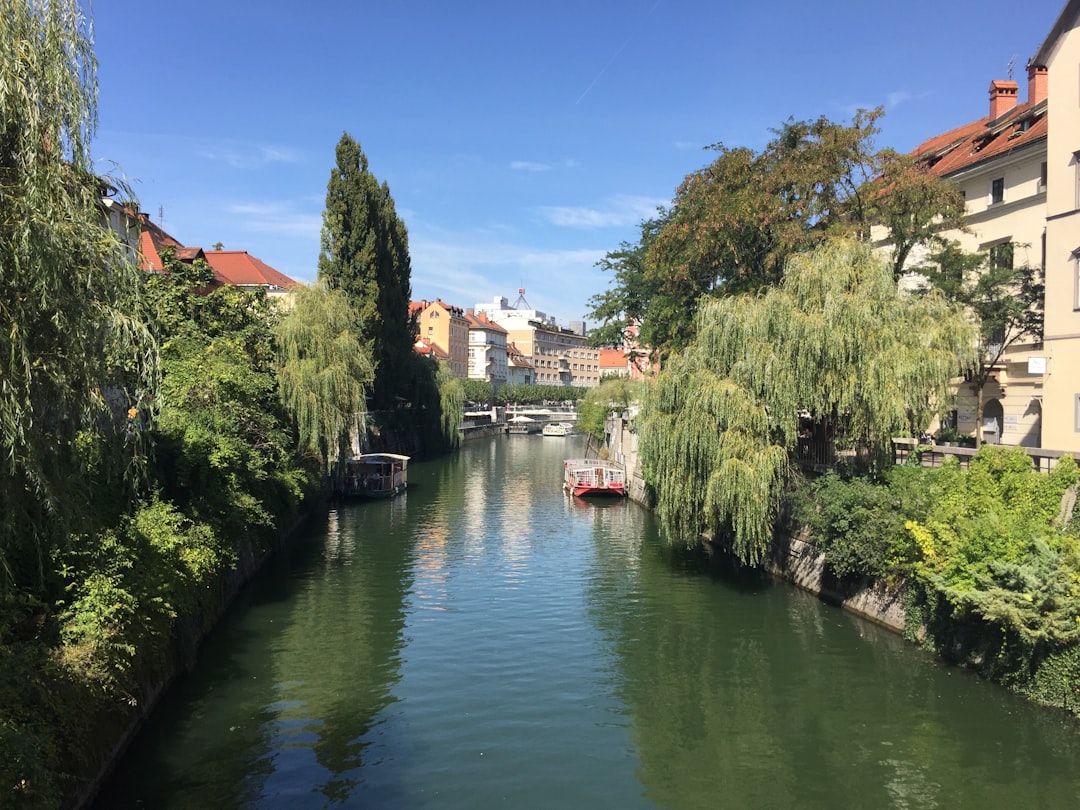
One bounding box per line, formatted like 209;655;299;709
563;459;627;498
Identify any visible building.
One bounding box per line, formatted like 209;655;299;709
599;347;630;378
506;341;535;385
132;211;299;302
465;309;508;390
1032;0;1080;451
475;292;600;388
891;0;1080;454
890;39;1052;447
204;250;298;303
410;299;470;378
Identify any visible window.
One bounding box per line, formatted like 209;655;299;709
1074;250;1080;309
990;177;1005;204
1039;161;1047;192
990;242;1014;270
1075;395;1080;432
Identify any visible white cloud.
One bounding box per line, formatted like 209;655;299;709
538;194;665;229
887;91;913;108
511;160;551;172
226;201;322;238
198;142;303;169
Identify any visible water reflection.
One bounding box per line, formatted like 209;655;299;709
97;436;1080;809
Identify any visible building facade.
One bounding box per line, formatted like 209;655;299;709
1034;0;1080;451
475;294;600;388
465;309;508;390
411;299;470;378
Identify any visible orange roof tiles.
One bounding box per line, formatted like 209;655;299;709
912;100;1046;179
204;250;298;290
465;310;507;332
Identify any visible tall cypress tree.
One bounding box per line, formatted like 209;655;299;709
318;133;413;409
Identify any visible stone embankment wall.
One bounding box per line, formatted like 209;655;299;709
604;415;906;633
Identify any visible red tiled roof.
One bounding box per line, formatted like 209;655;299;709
912;100;1047;178
137;212;197;271
599;348;627;369
414;339;449;360
465;311;507;332
204;250;298;290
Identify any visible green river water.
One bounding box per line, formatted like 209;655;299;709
95;434;1080;809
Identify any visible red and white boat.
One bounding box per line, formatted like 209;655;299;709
563;458;627;498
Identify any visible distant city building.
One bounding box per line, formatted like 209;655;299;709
506;341;535;385
599;347;630;378
409;298;469;377
464;309;508;390
474;291;599;388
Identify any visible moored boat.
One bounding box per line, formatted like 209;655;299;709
563;458;627;497
542;422;575;437
341;453;409;498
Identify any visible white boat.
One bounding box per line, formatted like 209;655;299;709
341;453;409;498
542;422;575;437
563;458;627;497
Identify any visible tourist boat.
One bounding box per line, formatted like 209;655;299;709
507;415;537;434
341;453;409;498
563;458;627;497
542;422;575;437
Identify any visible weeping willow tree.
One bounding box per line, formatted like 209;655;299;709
275;282;374;468
0;0;158;598
437;363;465;450
638;238;977;565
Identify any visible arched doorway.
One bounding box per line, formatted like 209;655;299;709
983;398;1004;444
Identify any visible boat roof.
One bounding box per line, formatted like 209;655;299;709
350;453;410;464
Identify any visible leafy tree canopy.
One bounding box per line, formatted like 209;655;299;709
275;282;374;467
318;133;413;409
639;238;977;565
914;239;1044;445
589;109;966;358
0;0;158;598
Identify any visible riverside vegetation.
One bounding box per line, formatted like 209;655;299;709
1;3;462;806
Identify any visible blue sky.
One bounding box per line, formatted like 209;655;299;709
91;0;1063;325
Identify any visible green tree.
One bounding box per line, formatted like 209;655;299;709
318;133;413;409
460;379;494;405
0;0;158;598
869;152;967;280
275;282;374;468
639;238;977;565
577;377;643;441
590;110;966;359
586;213;668;359
916;239;1044;447
437;363;465;450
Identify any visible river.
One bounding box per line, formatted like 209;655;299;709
95;434;1080;808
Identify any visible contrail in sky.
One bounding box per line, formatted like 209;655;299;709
576;0;665;105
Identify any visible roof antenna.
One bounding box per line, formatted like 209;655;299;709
158;204;164;227
1007;55;1016;80
512;287;531;309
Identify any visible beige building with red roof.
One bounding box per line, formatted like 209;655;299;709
599;348;630;378
884;0;1080;454
885;23;1056;448
410;299;469;378
204;250;298;302
1032;0;1080;452
465;309;508;389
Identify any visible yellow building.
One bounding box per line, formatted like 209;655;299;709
1033;0;1080;451
411;299;469;378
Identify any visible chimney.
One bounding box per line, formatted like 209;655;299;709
1027;63;1047;105
989;80;1019;119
